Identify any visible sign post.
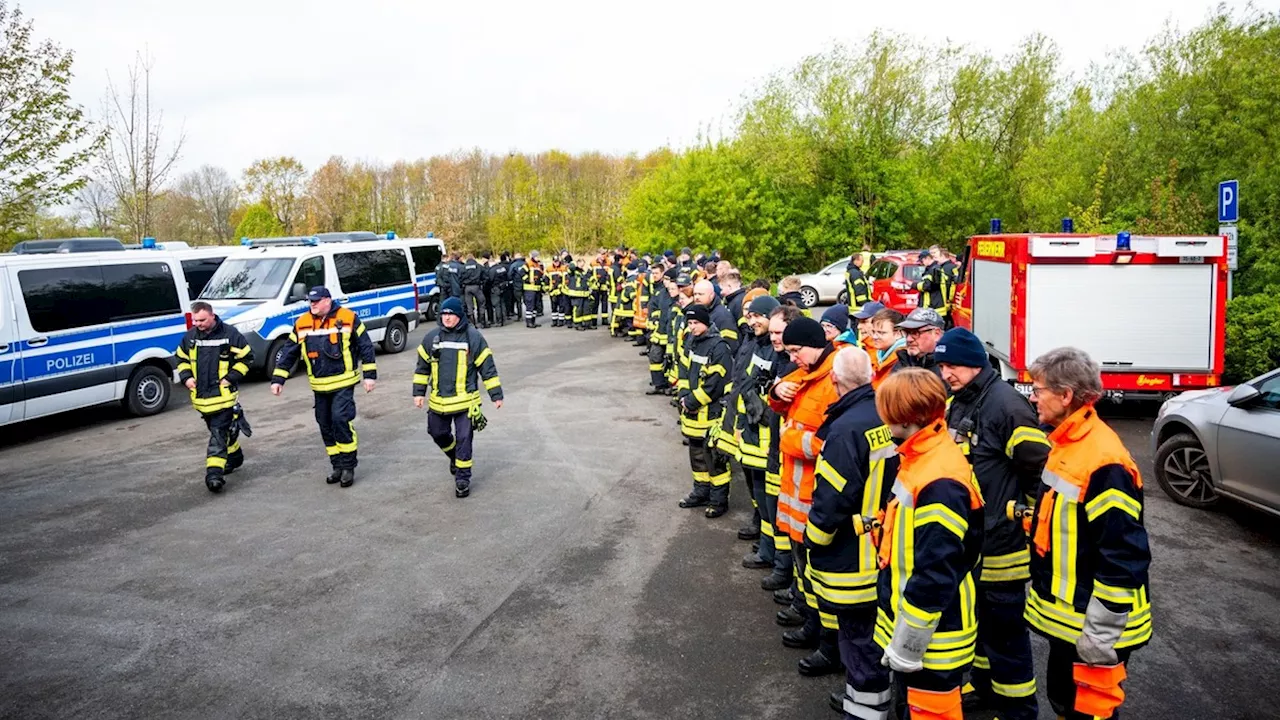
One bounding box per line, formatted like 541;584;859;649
1219;180;1239;301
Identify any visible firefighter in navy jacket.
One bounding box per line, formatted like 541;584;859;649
271;286;377;488
804;346;899;720
413;297;503;498
872;368;983;719
1025;347;1152;720
937;328;1049;720
177;302;254;493
676;303;734;518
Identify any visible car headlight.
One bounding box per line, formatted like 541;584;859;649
233;318;264;334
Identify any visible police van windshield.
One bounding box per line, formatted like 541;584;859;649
201;258;294;300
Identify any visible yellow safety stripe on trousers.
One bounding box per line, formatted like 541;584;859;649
979;547;1030;582
206;456;227;469
691;470;710;484
1024;589;1153;649
325;444;340;456
819;610;838;630
1085;488;1143;522
455;458;474;469
227;440;240;453
759;517;774;536
774;533;792;552
973;655;991;670
1005;425;1050;457
992;679;1037;698
440;439;456;453
709;470;731;487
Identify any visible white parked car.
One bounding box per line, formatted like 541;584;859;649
794;256;852;308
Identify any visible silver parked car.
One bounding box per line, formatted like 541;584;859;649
1151;367;1280;516
793;256;852;308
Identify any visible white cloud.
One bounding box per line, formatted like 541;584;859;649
33;0;1236;176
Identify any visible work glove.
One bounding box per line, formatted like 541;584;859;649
468;403;488;433
231;404;253;438
1077;596;1127;665
881;614;934;673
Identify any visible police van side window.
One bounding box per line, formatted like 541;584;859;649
292;257;325;298
411;245;442;275
181;258;225;300
335;250;409;293
18;266;109;332
102;263;181;322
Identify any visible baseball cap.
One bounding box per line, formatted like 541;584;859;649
897;307;945;330
306;286;332;302
852;301;885;320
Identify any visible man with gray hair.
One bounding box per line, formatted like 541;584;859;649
693;279;739;354
1025;347;1153;720
804;345;900;717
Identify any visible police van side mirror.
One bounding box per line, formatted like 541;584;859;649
288;283;307;303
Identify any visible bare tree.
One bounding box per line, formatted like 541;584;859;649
178;164;238;243
97;51;184;241
74;180;116;235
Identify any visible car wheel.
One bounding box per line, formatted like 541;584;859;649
1154;432;1220;508
124;365;171;417
381;318;409;354
799;286;819;308
837;290;849;305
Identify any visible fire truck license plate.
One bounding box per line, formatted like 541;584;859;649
1014;383;1034;398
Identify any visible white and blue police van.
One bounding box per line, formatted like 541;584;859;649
197;232;420;377
397;233;445;319
0;241;192;426
124;239;247;300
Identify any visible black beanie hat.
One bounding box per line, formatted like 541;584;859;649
782;317;827;349
685;304;712;327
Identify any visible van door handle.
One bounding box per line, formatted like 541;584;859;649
27;337;48;348
337;297;349;303
0;343;8;352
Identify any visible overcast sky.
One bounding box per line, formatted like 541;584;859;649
36;0;1239;176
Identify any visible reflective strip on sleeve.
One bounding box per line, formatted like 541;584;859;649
1085;488;1142;522
483;376;501;391
473;348;492;367
914;504;968;539
1006;426;1050;456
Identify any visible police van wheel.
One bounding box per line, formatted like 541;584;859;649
382;318;409;354
265;337;293;380
124;365;171;417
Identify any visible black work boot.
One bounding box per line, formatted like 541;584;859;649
448;453;457;476
798;649;843;677
781;626;818;646
762;572;791;591
777;607;807;628
205;475;225;493
678;488;710;508
225;451;244;475
738;525;760;541
829;691;845;714
455;483;470;498
772;587;794;605
339;469;355;488
742;552;770;569
326;468;343;485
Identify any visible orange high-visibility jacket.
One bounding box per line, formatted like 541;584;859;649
769;346;840;543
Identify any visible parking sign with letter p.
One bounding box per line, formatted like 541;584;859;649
1219;180;1239;223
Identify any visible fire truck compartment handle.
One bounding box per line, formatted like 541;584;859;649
1101;361;1134;367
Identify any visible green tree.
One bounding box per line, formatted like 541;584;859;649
243;156;306;232
0;1;100;240
233;202;284;239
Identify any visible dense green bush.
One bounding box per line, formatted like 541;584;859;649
1225;292;1280;383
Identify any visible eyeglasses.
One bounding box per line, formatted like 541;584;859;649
1029;385;1061;398
904;327;941;337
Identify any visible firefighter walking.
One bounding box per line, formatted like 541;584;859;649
413;297;504;498
176;301;255;493
270;286;377;488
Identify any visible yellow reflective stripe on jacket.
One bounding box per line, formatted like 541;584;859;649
980;547;1030;582
483;376;501;391
914;504;968;539
1085;488;1142;522
309;369;361;392
1025;588;1153;649
1006;426;1050;457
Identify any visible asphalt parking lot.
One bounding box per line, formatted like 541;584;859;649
1;313;1278;719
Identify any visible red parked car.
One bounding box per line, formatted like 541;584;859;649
867;252;925;314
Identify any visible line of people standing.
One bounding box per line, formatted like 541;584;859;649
624;252;1153;720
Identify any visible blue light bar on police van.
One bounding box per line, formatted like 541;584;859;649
386;231;396;239
142;236;157;249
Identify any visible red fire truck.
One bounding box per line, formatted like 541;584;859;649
952;231;1228;401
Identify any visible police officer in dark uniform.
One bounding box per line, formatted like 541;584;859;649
444;252;463;301
937;328;1050;720
460;253;486;328
271;287;377;488
488;254;511;327
176;301;254;493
